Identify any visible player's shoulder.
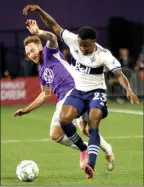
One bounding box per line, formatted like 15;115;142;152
96;43;111;55
62;29;78;37
61;29;78;43
43;43;60;56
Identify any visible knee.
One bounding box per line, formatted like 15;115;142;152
89;118;99;128
49;126;64;141
60;113;71;124
60;106;78;124
89;109;103;128
49;131;63;141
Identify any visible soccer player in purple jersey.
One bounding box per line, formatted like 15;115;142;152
13;19;114;171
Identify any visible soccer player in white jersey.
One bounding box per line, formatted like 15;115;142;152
23;5;139;179
14;19;114;171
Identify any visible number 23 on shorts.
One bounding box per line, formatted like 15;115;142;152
93;92;107;106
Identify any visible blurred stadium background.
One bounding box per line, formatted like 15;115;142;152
1;0;143;186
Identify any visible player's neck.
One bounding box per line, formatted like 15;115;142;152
89;44;97;55
93;44;97;53
39;51;43;64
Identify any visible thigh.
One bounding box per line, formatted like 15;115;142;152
89;90;108;119
50;100;63;127
50;102;77;136
51;95;78;125
63;89;86;117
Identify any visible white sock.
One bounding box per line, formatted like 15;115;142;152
55;135;79;150
54;134;112;155
100;134;112;155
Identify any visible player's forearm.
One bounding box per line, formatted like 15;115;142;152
23;92;50;113
37;7;56;27
36;7;61;35
36;30;57;48
37;30;55;41
113;70;131;91
117;74;131;91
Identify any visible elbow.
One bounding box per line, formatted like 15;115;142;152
116;74;122;80
42;92;51;100
52;24;61;36
50;33;57;41
44;94;51;99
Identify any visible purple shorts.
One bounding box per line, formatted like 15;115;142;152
63;88;108;119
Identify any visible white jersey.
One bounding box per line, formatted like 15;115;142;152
61;29;121;91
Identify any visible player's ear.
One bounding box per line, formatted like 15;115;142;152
39;44;43;51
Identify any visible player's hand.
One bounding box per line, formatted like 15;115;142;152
23;5;40;15
126;89;139;104
13;109;29;117
26;19;40;35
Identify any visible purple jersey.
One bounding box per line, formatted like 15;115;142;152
38;45;74;100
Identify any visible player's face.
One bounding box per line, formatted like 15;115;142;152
25;42;42;64
78;39;95;55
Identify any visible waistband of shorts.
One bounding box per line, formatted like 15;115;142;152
75;88;107;94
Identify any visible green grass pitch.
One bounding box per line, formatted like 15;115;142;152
1;101;143;186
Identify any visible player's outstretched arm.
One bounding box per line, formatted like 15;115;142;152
113;69;139;104
26;19;58;48
23;5;62;36
13;86;51;117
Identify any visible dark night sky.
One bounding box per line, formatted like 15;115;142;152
0;0;143;76
0;0;144;30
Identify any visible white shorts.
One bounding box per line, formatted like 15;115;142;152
50;89;88;127
50;88;73;126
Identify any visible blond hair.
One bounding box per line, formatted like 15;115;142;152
24;36;42;46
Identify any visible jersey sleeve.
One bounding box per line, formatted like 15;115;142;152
103;51;121;72
44;43;59;54
39;77;47;86
60;29;77;46
42;43;60;61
